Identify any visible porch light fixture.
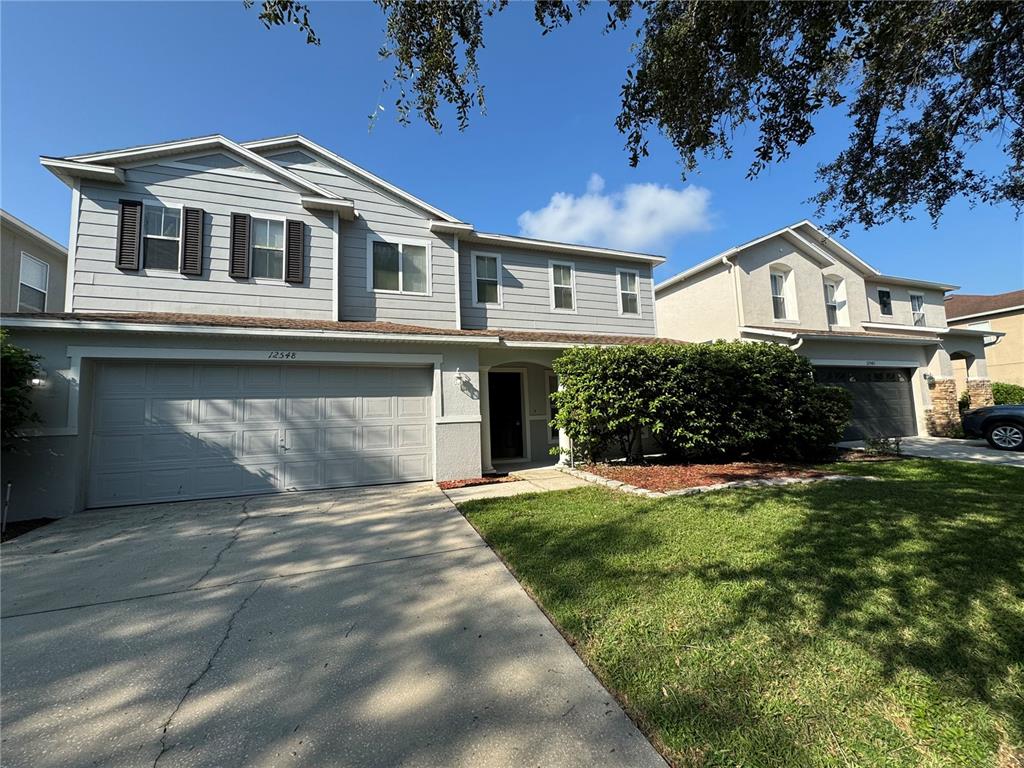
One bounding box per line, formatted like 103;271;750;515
30;369;48;388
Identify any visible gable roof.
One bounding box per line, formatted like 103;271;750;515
945;289;1024;321
0;209;67;258
43;135;341;200
655;220;955;294
242;135;463;223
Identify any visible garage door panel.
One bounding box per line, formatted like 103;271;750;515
242;398;279;422
88;362;434;508
199;398;238;423
814;366;916;441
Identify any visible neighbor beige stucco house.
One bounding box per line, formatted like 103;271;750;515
655;221;1000;440
945;289;1024;387
1;209;67;313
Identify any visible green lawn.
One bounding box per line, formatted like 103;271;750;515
460;459;1024;767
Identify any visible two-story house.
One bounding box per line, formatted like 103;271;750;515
2;134;666;519
1;209;68;314
655;221;1000;440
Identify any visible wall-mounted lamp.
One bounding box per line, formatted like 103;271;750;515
922;372;935;386
30;369;48;388
455;367;471;385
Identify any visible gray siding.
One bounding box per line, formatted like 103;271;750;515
267;151;458;330
70;155;336;319
459;245;657;335
1;221;67;313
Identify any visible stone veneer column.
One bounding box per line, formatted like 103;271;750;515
926;378;960;436
966;379;995;408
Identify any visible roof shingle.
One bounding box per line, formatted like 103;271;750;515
944;290;1024;320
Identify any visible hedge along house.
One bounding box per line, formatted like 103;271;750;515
655;221;1003;441
2;135;670;520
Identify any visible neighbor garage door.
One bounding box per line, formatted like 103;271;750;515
87;361;433;508
813;366;916;441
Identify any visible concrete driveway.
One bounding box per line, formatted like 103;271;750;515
841;436;1024;466
1;484;664;768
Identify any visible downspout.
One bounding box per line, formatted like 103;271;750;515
453;234;462;329
724;254;745;329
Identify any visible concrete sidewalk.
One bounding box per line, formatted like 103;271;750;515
443;467;590;504
841;436;1023;467
1;484;664;768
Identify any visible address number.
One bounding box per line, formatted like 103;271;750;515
267;351;297;360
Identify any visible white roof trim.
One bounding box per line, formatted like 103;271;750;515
740;325;941;345
862;321;950;334
790;221;880;276
300;195;357;219
941;326;1007;338
0;209;67;256
243;135;463;223
439;226;666;265
871;274;959;292
39;157;125;185
58;135;339;199
946;304;1024;323
0;316;502;345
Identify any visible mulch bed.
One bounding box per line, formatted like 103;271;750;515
1;518;56;543
581;461;827;493
438;475;521;491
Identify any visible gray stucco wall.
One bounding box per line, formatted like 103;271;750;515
655;261;739;342
1;221;67;312
71;155;336;319
459;245;657;335
266;151;459;330
864;281;947;328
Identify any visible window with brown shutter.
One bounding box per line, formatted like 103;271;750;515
116;199;143;270
285;219;304;283
229;213;251;279
180;207;204;275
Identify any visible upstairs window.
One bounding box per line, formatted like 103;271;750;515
618;269;640;315
473;252;501;305
770;269;789;320
910;293;926;326
251;218;284;279
877;288;893;316
18;252;48;312
823;277;847;326
550;260;575;311
369;238;429;295
142;204;180;270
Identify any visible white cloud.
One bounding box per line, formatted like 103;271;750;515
517;174;712;252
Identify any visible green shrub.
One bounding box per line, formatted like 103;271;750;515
1;329;42;449
991;381;1024;405
958;389;972;413
552;342;852;463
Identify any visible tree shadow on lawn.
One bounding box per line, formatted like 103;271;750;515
692;462;1024;733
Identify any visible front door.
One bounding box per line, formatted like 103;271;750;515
489;371;525;461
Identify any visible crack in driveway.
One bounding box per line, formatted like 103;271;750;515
153;582;263;767
187;497;256;589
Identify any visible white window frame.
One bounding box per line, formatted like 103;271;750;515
822;276;848;327
17;252;48;312
876;287;894;317
549;259;576;313
769;267;797;322
546;372;559;444
249;214;287;282
910;292;926;327
471;250;502;307
366;235;432;296
141;202;182;272
616;267;641;316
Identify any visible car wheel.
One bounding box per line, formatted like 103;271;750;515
985;421;1024;451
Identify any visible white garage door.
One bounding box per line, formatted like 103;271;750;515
87;361;434;508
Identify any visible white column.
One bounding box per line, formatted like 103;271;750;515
479;365;495;474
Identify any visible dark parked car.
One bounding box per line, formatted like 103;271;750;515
962;405;1024;450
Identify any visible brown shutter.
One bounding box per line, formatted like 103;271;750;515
284;219;304;283
115;199;142;270
229;213;250;279
180;207;204;276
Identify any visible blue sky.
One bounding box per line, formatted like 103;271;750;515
2;1;1021;293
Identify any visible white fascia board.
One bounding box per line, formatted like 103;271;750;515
862;321;951;334
781;228;836;267
243;135;464;223
738;326;799;340
62;135;338;200
947;304;1024;323
0;316;501;345
940;326;1006;338
40;157;125;185
300;196;356;220
0;209;67;256
454;229;665;265
430;220;475;234
872;274;959;292
655;251;737;293
790;221;880;275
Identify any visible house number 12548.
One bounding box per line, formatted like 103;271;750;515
267;351;297;359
